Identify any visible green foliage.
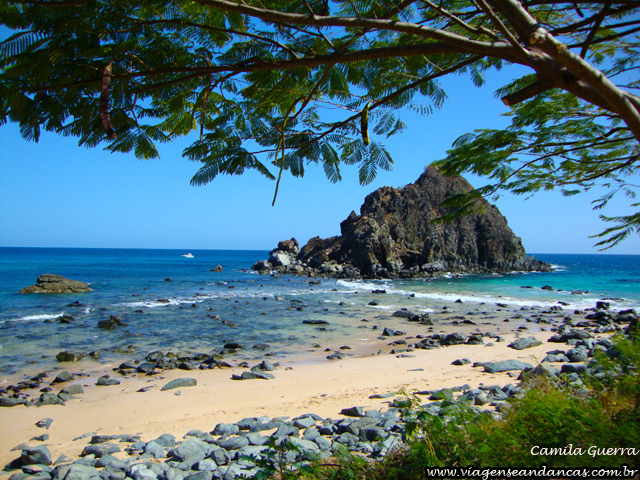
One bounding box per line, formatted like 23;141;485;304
383;334;640;479
289;334;640;480
1;0;639;239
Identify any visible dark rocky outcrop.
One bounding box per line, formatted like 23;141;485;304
254;166;550;278
20;274;93;294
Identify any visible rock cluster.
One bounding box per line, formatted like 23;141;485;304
253;166;550;279
6;411;407;480
19;275;92;294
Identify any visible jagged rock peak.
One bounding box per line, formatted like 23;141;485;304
253;165;551;279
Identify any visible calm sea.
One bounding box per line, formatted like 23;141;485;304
0;248;638;377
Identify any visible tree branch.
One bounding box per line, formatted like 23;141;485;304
579;0;611;59
501;79;551;105
194;0;514;54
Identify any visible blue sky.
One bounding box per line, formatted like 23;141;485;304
1;65;639;254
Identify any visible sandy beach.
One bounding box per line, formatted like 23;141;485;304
0;301;578;473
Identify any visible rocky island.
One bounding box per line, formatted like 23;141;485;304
19;274;93;294
254;165;550;278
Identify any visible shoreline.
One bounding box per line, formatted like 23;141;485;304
0;295;620;474
0;330;563;470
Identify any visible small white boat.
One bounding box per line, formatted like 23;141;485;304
181;253;194;258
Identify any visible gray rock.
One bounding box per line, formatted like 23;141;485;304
483;360;533;373
20;274;93;294
94;456;126;470
529;363;559;377
80;444;121;458
96;376;120;386
56;352;83;362
165;468;189;480
441;333;466;346
340;406;365;417
53;464;101;480
208;448;231;466
51;372;74;384
222;465;244;480
245;433;269;446
53;454;74;466
21;446;52;466
284;437;320;455
333;432;359;447
0;397;28;407
269;251;292;267
89;435;119;444
97;316;127;330
567;349;589;363
35;392;66;406
272;424;299;438
161;378;197;391
314;436;332;451
235;445;269;460
211;423;239;437
217;436;249;450
451;358;470;366
9;473;31;480
466;335;484;345
359;426;387;442
101;465;126;480
292;416;316;429
508;337;542;350
561;364;588;374
130;465;158;480
542;353;570;363
60;384;84;395
144;441;166;459
151;434;176;448
195;459;217;472
170;438;210;462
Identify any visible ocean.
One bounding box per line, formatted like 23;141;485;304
1;248;638;378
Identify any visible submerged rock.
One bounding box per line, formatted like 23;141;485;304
20;274;92;294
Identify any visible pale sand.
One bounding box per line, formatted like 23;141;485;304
0;328;569;471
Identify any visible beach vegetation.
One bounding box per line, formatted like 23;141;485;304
1;1;639;245
263;333;640;479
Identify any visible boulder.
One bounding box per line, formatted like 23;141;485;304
56;351;83;362
278;238;300;255
483;360;534;373
20;274;92;294
269;250;292;267
21;446;52;466
161;378;197;391
98;316;127;330
508;337;542;350
210;265;224;272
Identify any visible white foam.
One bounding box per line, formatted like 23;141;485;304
3;312;66;323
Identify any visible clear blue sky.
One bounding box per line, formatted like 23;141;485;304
1;65;639;254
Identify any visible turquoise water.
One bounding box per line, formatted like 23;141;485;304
0;248;638;376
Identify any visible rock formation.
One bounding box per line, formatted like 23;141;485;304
20;274;93;294
254;165;550;278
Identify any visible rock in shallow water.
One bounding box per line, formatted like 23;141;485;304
19;274;92;294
